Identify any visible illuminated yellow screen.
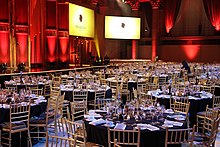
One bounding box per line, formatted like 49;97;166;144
105;16;141;39
69;3;94;38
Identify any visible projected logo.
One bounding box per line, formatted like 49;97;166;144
121;23;125;28
79;14;83;22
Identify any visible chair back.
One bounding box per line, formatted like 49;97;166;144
61;77;68;85
170;96;189;110
137;81;146;93
9;102;30;131
200;85;213;93
213;95;220;109
94;89;106;109
159;76;167;86
44;83;51;98
29;87;43;96
70;100;86;121
73;90;88;102
108;128;140;147
165;126;195;147
173;101;190;116
65;119;86;146
206;117;220;146
5;84;17;92
202;107;219;135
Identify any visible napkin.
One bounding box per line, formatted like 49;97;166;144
89;119;106;126
136;124;149;130
164;120;183;127
165;109;174;114
144;124;160;131
114;123;126;130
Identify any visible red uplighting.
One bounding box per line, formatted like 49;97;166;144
47;36;56;62
16;33;28;63
59;37;69;62
0;31;10;63
182;45;200;61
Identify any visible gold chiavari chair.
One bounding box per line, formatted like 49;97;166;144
73;90;88;113
44;83;51;99
26;83;38;90
69;100;86;122
194;117;220;147
61;76;68;85
137;80;147;94
0;102;32;147
88;89;105;110
46;131;75;147
165;126;195;147
65;119;86;146
119;80;130;102
5;83;17;92
29;87;43;96
213;95;220;109
29;98;59;141
109;80;119;99
139;92;157;105
173;101;190;126
55;94;66;134
50;87;61;100
173;101;190;116
158;76;167;87
73;90;88;102
196;105;219;132
108;128;140;147
200;85;213;93
170;96;189;110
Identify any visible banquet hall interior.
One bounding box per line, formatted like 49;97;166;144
0;0;220;147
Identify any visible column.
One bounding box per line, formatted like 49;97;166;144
126;0;140;59
150;0;162;61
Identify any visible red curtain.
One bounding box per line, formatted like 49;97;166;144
15;0;28;24
164;0;182;33
46;1;56;29
0;0;9;21
58;4;68;30
0;31;10;63
203;0;220;31
59;37;69;62
16;33;28;64
30;0;43;64
47;36;57;62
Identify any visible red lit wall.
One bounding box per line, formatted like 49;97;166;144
0;31;10;64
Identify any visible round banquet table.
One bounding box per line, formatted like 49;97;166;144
0;102;47;123
0;101;47;147
149;91;213;127
84;114;187;147
61;88;112;102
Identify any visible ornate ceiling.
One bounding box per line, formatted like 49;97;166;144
89;0;165;10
